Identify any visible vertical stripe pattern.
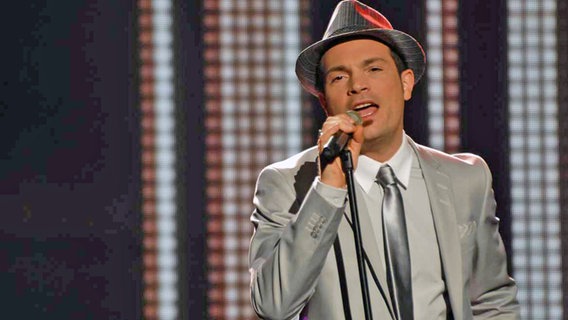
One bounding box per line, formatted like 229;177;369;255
140;0;178;318
508;0;562;318
204;0;308;318
426;0;460;152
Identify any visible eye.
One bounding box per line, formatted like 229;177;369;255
369;66;382;72
328;74;346;84
332;75;344;82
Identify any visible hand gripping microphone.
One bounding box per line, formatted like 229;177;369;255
320;110;363;166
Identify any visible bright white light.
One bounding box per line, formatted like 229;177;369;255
426;0;444;150
153;0;177;319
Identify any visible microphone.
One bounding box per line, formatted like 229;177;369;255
320;110;362;166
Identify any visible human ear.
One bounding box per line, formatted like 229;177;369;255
401;69;415;101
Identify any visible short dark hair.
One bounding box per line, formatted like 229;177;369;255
315;40;408;94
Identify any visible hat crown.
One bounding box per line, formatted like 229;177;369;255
324;0;393;39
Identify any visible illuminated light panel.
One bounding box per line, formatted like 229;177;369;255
152;0;178;319
204;0;307;318
508;0;562;318
139;0;158;318
140;0;178;319
426;0;460;152
426;0;444;150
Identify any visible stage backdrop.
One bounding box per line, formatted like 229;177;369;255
0;0;566;319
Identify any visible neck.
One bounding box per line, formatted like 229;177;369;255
361;132;404;163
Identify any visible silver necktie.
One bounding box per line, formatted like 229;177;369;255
376;165;414;319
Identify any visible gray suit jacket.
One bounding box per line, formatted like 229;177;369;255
249;137;519;319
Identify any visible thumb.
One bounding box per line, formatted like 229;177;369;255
352;123;364;144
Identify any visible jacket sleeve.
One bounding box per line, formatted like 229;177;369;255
469;158;520;318
248;166;346;320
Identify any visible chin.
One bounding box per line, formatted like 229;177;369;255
363;127;384;140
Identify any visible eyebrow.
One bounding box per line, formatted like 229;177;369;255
324;57;389;76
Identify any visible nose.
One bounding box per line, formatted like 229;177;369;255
348;73;369;95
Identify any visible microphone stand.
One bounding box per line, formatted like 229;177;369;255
340;150;373;320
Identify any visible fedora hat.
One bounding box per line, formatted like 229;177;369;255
295;0;426;96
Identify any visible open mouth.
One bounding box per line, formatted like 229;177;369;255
353;103;379;119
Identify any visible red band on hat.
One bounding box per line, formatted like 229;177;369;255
352;0;393;30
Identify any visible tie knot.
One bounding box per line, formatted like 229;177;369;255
376;165;397;188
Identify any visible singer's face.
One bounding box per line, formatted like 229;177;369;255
319;39;414;152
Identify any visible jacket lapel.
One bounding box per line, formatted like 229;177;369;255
410;139;464;318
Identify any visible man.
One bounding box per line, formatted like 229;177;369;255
248;1;519;319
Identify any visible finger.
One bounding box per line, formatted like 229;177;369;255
350;120;365;143
321;115;356;136
318;115;360;153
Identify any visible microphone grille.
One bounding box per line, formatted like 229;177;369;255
345;110;363;125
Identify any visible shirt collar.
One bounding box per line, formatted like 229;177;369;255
354;133;413;193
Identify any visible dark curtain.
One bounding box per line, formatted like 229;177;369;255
458;0;512;271
0;2;142;318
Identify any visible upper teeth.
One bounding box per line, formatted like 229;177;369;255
354;103;372;110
